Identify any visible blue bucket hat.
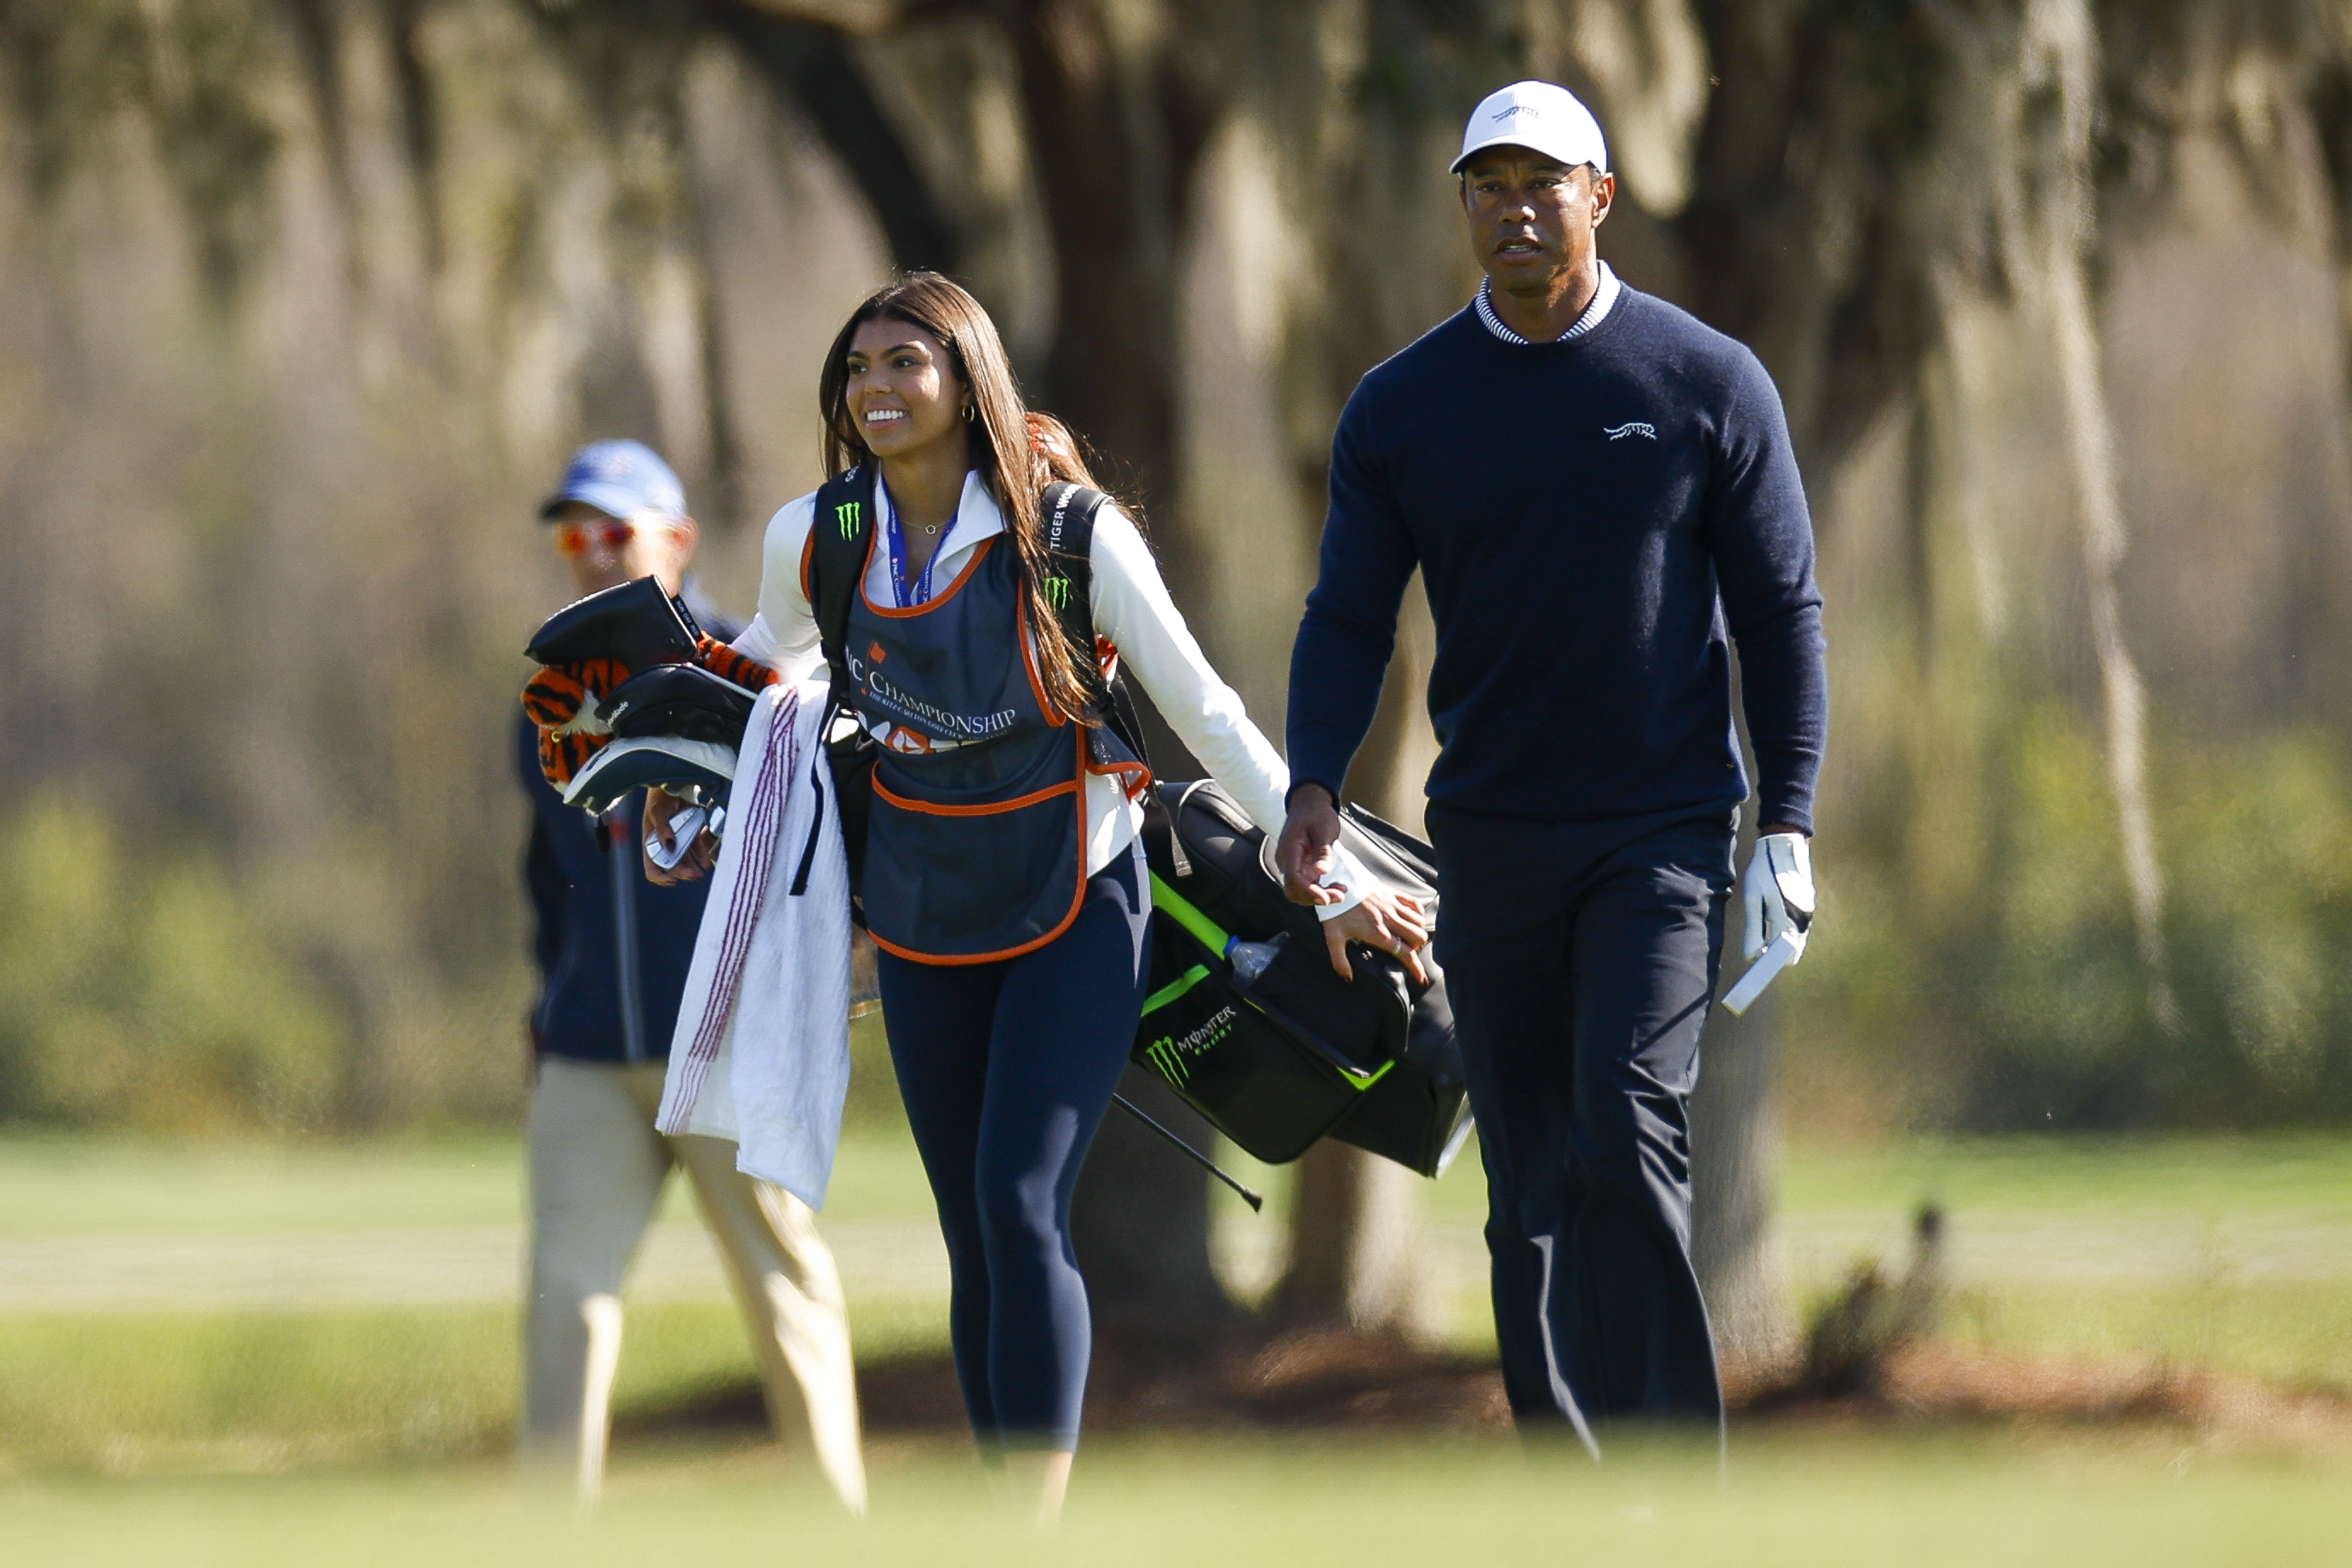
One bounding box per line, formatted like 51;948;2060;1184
539;439;688;524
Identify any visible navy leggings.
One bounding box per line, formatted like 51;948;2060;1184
875;837;1151;1451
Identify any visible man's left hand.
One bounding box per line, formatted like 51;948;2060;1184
1740;829;1815;961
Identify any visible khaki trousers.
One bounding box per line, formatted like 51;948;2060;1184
521;1056;865;1510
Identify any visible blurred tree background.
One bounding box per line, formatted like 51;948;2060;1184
5;0;2352;1358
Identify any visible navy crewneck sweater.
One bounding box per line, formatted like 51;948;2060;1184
1288;286;1827;835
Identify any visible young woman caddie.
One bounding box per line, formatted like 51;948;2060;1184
648;274;1426;1520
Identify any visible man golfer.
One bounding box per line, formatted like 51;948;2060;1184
520;439;864;1507
1278;82;1826;1448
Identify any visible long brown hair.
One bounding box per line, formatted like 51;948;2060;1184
818;273;1094;723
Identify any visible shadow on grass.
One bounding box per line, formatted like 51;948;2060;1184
620;1203;2352;1467
615;1328;1511;1443
618;1327;2352;1461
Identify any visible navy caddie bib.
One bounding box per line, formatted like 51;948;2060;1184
844;511;1137;964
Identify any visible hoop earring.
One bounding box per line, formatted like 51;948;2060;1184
962;403;975;423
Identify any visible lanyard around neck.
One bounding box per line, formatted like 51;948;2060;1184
880;481;948;608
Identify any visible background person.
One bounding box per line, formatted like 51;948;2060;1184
1278;82;1828;1449
649;275;1426;1521
519;439;865;1509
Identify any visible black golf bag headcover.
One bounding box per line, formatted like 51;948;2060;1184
525;575;703;670
1135;781;1472;1176
597;661;758;748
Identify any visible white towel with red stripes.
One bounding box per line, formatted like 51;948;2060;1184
656;679;852;1210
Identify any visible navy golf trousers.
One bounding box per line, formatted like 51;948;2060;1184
1425;804;1735;1450
874;837;1151;1451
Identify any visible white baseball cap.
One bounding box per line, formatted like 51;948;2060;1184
1450;81;1609;175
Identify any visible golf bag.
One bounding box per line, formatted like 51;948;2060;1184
1135;781;1473;1176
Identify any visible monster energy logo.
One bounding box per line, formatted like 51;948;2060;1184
1145;1039;1185;1085
1044;574;1072;610
1143;1004;1237;1089
835;500;862;537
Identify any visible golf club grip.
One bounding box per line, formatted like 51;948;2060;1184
1721;932;1800;1015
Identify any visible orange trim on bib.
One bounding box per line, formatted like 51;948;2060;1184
872;772;1079;817
1016;590;1071;728
868;729;1093;966
1086;753;1153;801
861;536;994;618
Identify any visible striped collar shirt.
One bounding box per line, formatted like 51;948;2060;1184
1475;261;1622;345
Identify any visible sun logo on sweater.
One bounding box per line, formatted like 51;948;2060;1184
1604;422;1658;441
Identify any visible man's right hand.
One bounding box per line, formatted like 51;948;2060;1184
1279;783;1432;982
642;787;716;885
1276;783;1345;907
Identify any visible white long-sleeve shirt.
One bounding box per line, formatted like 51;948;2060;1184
731;470;1363;914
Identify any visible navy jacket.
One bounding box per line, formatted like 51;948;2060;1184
520;605;735;1064
1287;287;1827;835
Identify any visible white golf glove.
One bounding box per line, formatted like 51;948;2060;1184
1740;831;1815;963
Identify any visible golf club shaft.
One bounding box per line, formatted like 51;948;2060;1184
1111;1092;1265;1212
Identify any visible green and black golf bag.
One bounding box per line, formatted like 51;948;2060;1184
1135;780;1473;1176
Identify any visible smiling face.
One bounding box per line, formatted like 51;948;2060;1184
843;318;969;463
1460;146;1613;298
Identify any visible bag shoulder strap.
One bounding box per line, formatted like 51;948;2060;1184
808;466;878;707
1039;481;1157;763
1038;480;1108;668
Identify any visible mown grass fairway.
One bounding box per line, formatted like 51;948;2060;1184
1;1128;2347;1562
3;1429;2346;1568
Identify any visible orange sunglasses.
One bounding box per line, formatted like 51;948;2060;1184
553;517;639;558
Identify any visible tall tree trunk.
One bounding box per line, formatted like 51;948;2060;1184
1689;979;1790;1372
1267;591;1445;1335
716;0;1250;1360
1068;1069;1248;1364
1270;1142;1423;1332
996;0;1243;1359
998;0;1207;499
2026;0;2177;1034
